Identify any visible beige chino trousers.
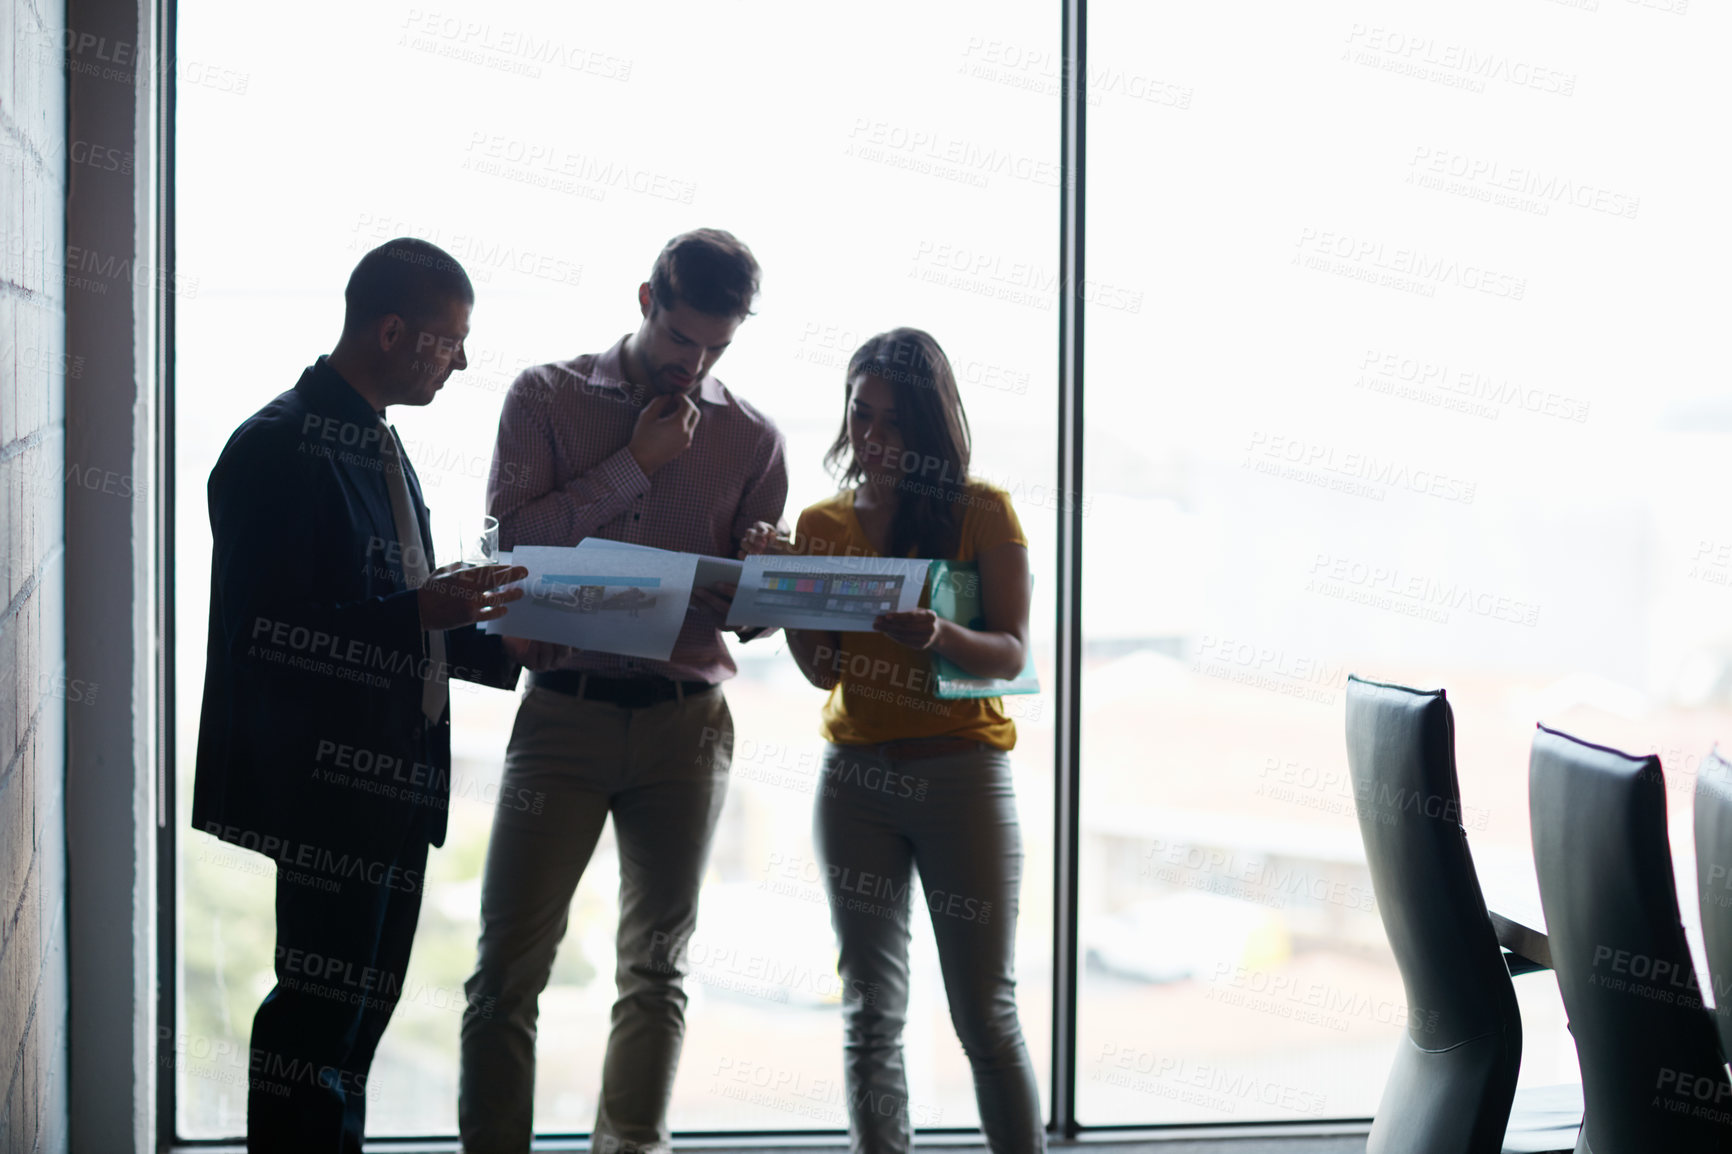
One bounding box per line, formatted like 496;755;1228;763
458;683;733;1154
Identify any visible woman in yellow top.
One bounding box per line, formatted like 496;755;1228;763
744;327;1043;1153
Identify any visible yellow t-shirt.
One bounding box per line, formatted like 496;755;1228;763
795;481;1027;750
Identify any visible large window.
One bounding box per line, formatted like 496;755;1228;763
169;0;1730;1144
1078;0;1729;1126
173;1;1056;1139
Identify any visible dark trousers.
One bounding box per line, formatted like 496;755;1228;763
246;812;432;1154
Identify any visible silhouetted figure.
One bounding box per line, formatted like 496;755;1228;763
458;228;789;1154
194;238;530;1154
763;328;1045;1154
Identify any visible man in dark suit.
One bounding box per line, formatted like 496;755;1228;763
193;238;544;1153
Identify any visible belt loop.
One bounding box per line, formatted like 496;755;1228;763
675;680;685;705
577;673;588;701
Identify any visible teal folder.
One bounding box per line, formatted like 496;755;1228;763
926;560;1040;700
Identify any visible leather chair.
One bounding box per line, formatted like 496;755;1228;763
1530;724;1732;1152
1694;749;1732;1065
1345;676;1577;1154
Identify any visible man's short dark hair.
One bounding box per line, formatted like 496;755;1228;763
648;228;760;320
343;238;474;332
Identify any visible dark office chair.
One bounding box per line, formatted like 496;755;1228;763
1345;677;1578;1154
1694;748;1732;1064
1530;724;1732;1153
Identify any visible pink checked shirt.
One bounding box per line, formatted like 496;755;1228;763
485;335;788;683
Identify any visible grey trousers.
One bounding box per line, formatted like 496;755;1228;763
815;742;1046;1154
457;684;733;1154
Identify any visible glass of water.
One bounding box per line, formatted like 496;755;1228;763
460;514;500;566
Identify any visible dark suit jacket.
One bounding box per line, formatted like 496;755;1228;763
193;357;518;861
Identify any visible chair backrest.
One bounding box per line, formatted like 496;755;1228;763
1694;749;1732;1063
1530;724;1731;1152
1345;676;1521;1154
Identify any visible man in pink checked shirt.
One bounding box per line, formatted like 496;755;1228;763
458;229;788;1154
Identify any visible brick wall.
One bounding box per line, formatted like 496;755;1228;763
0;0;71;1150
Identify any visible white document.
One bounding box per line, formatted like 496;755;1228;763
482;545;699;660
577;537;745;589
725;554;932;631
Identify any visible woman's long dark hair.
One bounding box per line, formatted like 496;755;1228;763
823;327;973;559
